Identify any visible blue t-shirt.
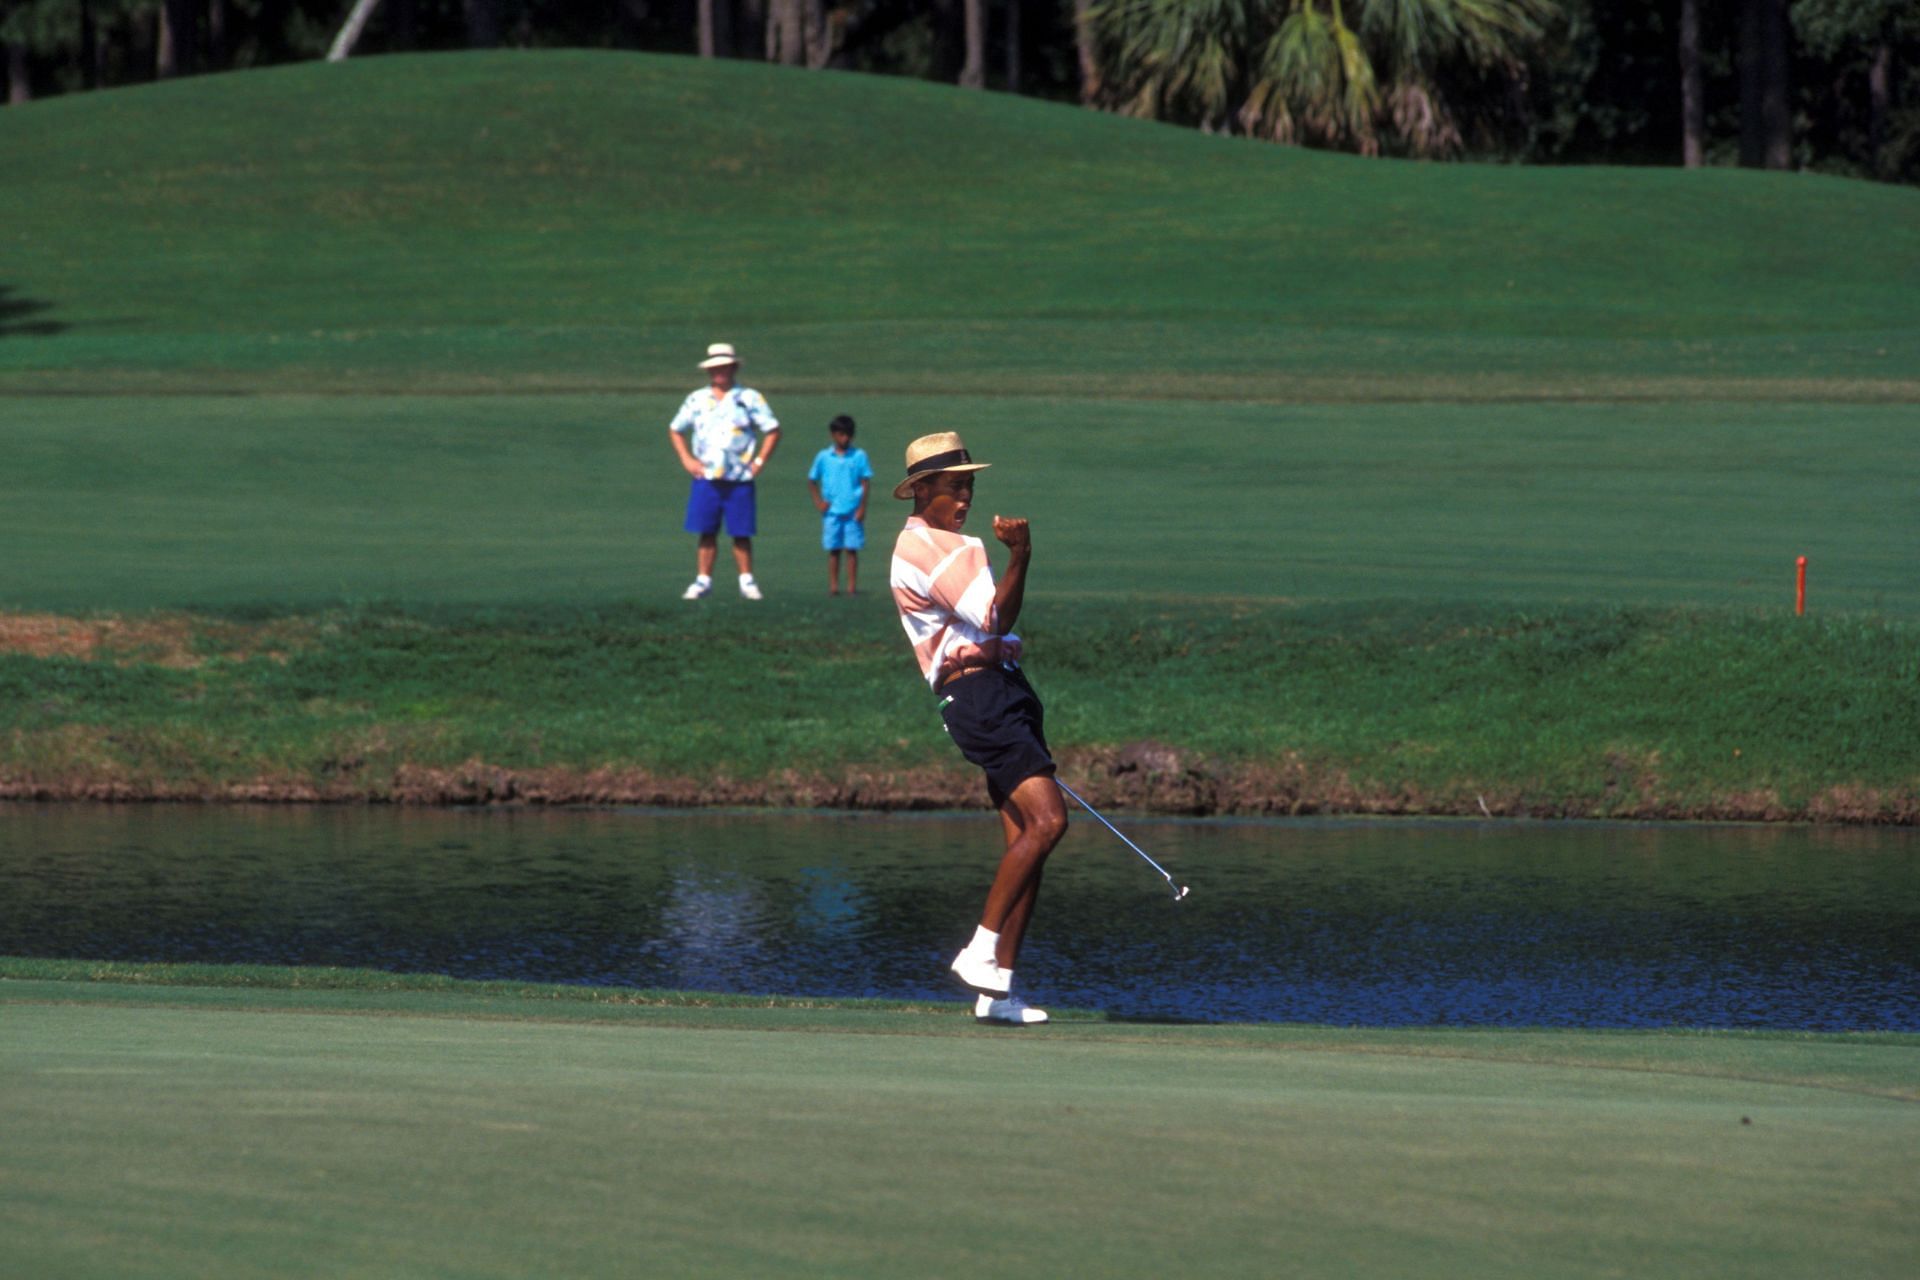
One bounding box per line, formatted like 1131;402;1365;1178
809;446;873;517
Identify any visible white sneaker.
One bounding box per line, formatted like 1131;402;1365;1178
975;994;1048;1025
682;579;711;600
949;947;1010;996
739;578;763;601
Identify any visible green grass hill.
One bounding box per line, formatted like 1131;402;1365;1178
3;49;1916;398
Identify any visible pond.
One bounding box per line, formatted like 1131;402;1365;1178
2;804;1916;1030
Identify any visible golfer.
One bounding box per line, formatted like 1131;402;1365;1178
890;432;1066;1026
669;342;780;600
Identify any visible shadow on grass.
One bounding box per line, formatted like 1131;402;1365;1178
0;285;66;337
1097;1012;1218;1026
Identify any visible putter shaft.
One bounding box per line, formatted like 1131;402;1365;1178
1055;778;1189;900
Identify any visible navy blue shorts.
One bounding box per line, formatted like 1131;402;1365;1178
685;479;757;538
938;665;1055;809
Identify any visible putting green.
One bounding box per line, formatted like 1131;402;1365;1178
3;977;1914;1278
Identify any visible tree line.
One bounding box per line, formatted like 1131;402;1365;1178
2;1;1913;181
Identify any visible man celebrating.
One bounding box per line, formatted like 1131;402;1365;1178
889;432;1067;1026
668;342;780;600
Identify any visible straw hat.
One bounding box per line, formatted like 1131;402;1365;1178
893;431;991;501
699;342;740;370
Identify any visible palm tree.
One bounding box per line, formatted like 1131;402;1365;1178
1738;0;1792;169
1087;0;1558;157
328;0;386;61
767;0;854;68
961;0;986;87
1680;0;1704;168
158;0;196;77
1073;0;1102;103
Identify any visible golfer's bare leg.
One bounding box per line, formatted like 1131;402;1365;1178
827;550;841;594
731;536;753;575
981;772;1067;971
696;535;718;578
846;550;858;594
990;805;1045;970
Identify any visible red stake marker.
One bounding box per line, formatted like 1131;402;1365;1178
1795;555;1807;616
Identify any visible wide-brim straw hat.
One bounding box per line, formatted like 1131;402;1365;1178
893;431;991;501
699;342;740;369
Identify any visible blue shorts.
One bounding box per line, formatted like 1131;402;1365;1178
684;479;756;538
822;513;865;552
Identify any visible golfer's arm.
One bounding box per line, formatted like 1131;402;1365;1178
991;548;1030;636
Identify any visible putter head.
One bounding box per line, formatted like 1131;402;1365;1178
1173;885;1190;901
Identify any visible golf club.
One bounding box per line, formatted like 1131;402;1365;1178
1055;778;1190;901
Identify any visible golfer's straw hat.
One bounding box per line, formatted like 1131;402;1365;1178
699;342;740;369
893;431;991;501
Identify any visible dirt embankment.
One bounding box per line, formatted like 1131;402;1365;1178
0;612;309;667
2;741;1913;824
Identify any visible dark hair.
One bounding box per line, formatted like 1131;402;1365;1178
829;415;856;436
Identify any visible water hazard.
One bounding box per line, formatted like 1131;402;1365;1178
3;804;1916;1030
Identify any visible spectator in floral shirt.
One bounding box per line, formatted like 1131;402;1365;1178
668;342;781;600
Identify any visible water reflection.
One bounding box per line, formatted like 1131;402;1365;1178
1;804;1915;1029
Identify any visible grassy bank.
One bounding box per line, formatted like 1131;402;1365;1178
2;602;1913;820
4;961;1916;1279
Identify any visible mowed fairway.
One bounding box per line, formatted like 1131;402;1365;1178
3;980;1916;1279
3;393;1915;614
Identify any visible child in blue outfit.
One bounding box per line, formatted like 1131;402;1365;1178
806;415;874;596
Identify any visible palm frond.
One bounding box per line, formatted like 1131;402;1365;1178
1089;0;1256;127
1357;0;1555;75
1244;6;1381;154
1388;80;1465;156
1086;0;1556;157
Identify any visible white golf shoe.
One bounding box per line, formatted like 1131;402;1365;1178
739;578;763;601
949;946;1011;996
975;994;1049;1025
682;579;711;600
